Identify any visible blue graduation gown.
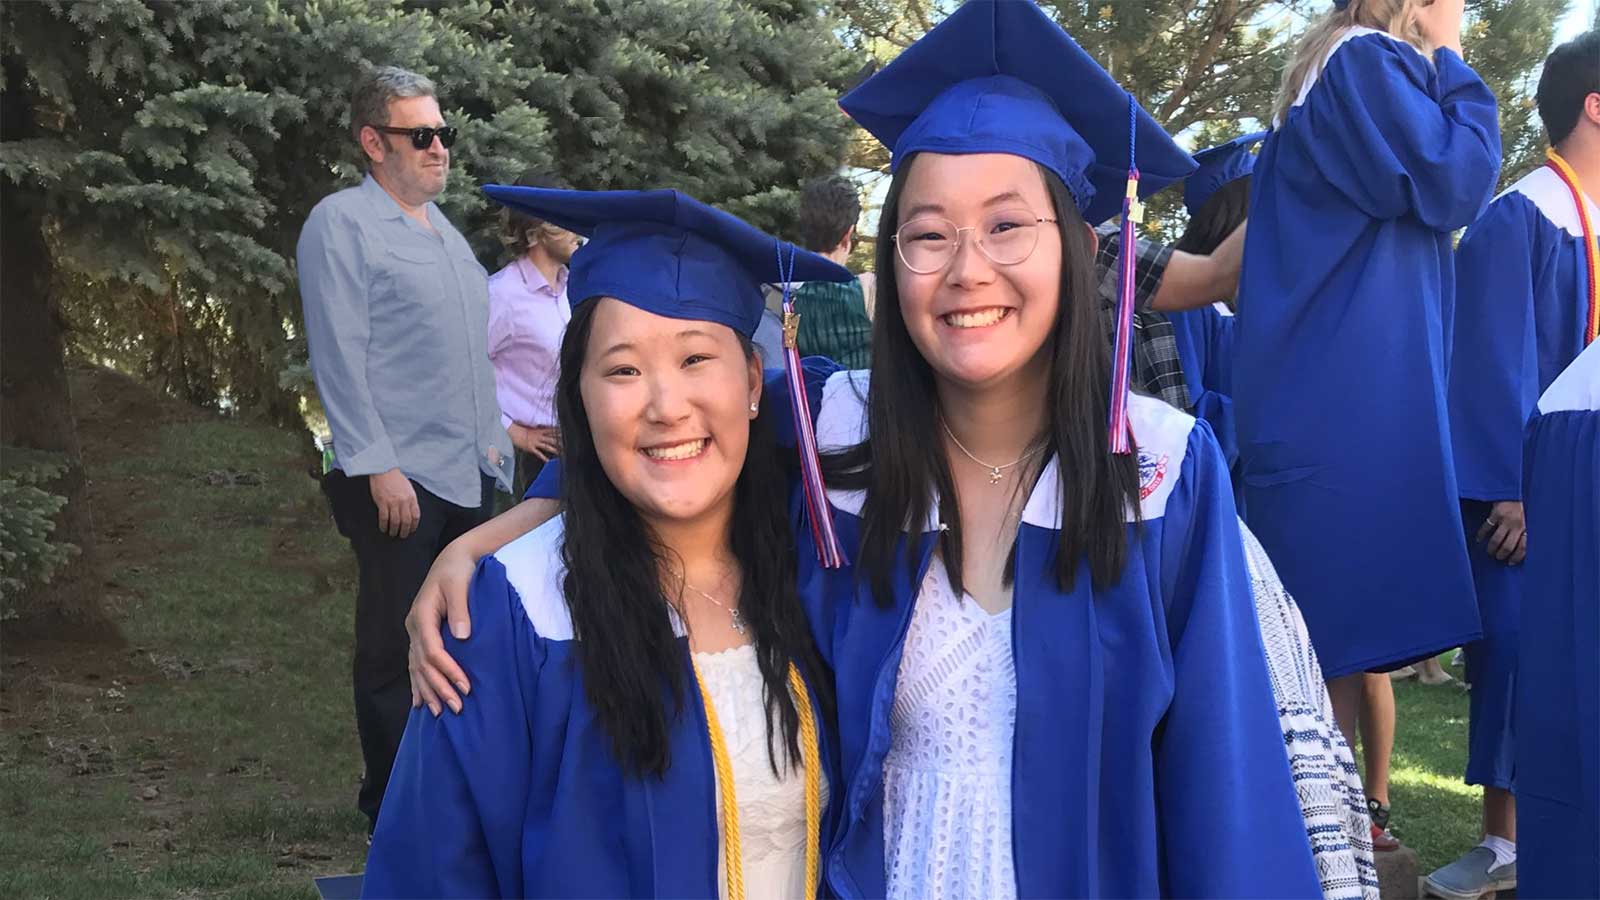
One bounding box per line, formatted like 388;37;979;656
524;363;1321;897
795;366;1322;899
1448;165;1597;791
1515;342;1600;900
1234;27;1499;677
1168;304;1241;507
362;518;838;898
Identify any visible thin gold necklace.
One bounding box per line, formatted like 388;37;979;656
941;419;1045;486
681;579;746;634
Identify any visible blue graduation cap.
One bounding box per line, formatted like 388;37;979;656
1182;131;1267;216
838;0;1194;453
480;186;851;336
481;185;852;566
838;0;1195;226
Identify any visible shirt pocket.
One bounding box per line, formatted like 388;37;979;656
372;245;453;335
376;245;446;296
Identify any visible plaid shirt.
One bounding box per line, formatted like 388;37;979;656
1095;223;1189;411
792;278;873;369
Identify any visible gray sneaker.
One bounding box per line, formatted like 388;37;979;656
1424;846;1517;900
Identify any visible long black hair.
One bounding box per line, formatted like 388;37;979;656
825;156;1143;604
1174;176;1251;256
553;300;834;780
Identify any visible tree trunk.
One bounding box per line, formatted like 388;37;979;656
1;57;119;642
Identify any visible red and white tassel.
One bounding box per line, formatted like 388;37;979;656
1108;96;1142;455
776;245;846;568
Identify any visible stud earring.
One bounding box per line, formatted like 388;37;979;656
749;402;759;414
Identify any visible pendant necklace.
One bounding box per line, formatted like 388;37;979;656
682;579;746;634
942;419;1046;485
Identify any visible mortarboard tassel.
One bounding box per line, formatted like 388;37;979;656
1108;94;1141;455
775;241;847;568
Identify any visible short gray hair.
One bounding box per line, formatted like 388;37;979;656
349;66;437;142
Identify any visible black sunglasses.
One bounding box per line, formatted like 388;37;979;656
369;124;458;150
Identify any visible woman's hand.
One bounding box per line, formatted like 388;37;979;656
1417;0;1465;56
408;540;477;716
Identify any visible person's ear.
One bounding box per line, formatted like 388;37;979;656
359;125;388;165
745;352;763;418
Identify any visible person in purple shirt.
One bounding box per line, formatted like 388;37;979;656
488;173;580;496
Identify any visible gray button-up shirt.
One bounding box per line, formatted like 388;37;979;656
297;175;512;508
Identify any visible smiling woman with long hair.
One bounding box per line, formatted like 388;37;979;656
779;6;1320;883
361;189;849;899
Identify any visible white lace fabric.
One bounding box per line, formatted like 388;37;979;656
881;556;1019;900
694;643;827;900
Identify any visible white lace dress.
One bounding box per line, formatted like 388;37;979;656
881;557;1018;900
694;643;828;900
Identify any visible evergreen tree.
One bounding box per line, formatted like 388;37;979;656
480;0;862;252
0;0;860;632
1464;0;1570;190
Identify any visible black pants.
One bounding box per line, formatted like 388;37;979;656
321;469;494;830
512;448;548;501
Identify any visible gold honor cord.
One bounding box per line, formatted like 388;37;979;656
691;660;822;900
1545;147;1599;345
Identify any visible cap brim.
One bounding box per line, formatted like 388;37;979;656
483;185;854;285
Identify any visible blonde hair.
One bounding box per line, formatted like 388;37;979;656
1271;0;1432;125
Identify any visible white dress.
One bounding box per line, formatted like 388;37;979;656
695;643;829;900
880;556;1018;900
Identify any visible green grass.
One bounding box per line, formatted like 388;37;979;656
2;368;1486;895
1386;663;1484;872
2;370;367;898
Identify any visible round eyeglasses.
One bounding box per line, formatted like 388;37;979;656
892;209;1059;274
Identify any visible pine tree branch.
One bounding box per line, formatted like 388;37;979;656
1155;0;1244;125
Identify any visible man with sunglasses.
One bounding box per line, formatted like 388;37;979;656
296;65;511;835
